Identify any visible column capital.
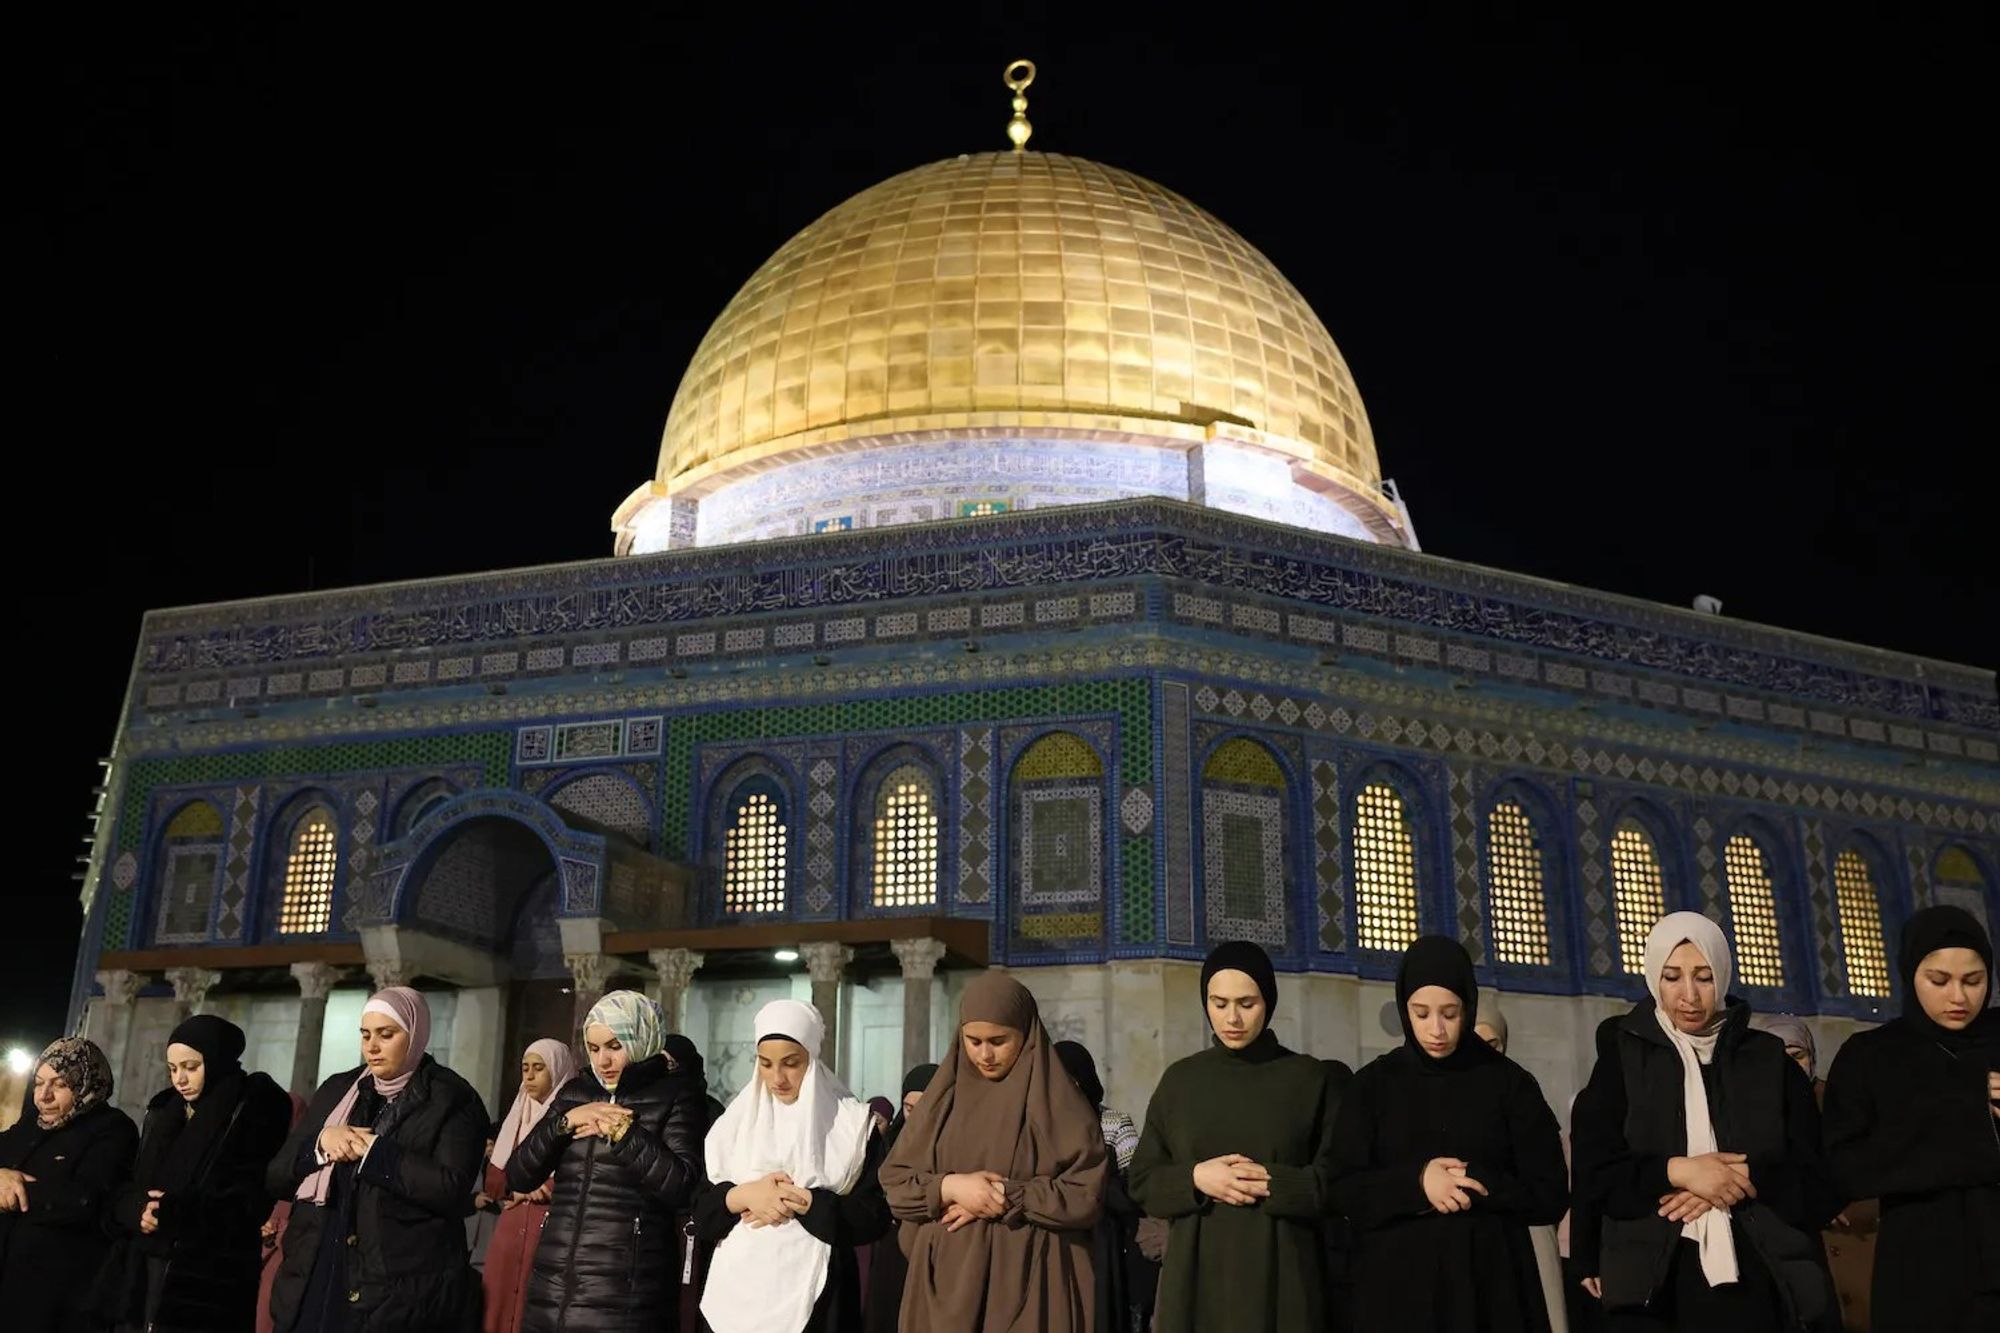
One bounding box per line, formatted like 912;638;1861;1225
890;936;948;980
165;966;222;1012
565;951;618;996
800;941;854;985
647;948;705;992
94;968;144;1007
289;961;344;1002
365;959;416;991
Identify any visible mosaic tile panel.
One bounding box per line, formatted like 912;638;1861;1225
1576;794;1615;977
805;755;840;913
957;729;995;907
1447;764;1483;964
548;772;654;847
1202;787;1288;950
1310;757;1345;952
216;785;261;941
1162;682;1196;946
1803;820;1842;996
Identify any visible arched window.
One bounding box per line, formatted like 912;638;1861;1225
1610;818;1668;975
871;765;939;909
1200;738;1292;950
721;778;788;915
276;805;339;935
1353;781;1419;953
1724;833;1786;989
1933;845;1992;932
1485;800;1552;966
155;800;226;943
1009;732;1106;947
1832;847;1892;997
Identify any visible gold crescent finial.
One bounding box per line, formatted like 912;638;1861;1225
1004;59;1036;152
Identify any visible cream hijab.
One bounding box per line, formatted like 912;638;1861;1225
699;1000;872;1333
1644;911;1738;1288
490;1038;579;1171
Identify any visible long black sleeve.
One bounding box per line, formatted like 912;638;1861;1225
1572;1030;1673;1221
1463;1067;1569;1225
505;1085;578;1196
1736;1058;1838;1232
601;1079;704;1208
797;1137;892;1249
1823;1032;2000;1202
1328;1068;1430;1231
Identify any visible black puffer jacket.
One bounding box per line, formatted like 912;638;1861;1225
97;1070;294;1333
507;1054;707;1333
0;1097;138;1333
264;1056;488;1333
1572;997;1839;1329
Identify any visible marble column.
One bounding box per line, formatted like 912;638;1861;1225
566;952;617;1033
165;966;221;1022
365;957;415;992
800;943;853;1076
648;948;704;1034
88;969;143;1110
890;937;948;1072
289;961;342;1097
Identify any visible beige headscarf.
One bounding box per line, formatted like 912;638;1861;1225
879;973;1108;1332
1644;911;1738;1288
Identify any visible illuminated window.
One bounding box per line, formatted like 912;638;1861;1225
1486;801;1552;965
1833;849;1891;997
872;766;938;908
1725;834;1786;988
1354;782;1419;952
722;790;787;914
958;500;1009;517
1610;821;1667;975
277;807;337;935
813;516;853;533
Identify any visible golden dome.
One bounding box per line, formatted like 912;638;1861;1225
655;151;1381;497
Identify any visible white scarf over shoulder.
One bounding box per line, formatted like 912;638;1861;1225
1645;910;1739;1289
699;999;873;1333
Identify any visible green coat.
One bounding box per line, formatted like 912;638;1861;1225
1128;1032;1338;1333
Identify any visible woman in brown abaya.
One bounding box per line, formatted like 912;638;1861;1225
878;973;1108;1333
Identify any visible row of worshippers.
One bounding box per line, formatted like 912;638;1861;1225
0;902;1992;1333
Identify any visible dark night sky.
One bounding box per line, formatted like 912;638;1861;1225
14;7;1994;1046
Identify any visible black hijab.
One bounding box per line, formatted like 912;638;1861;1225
1395;936;1498;1073
661;1033;705;1079
137;1015;252;1201
1896;905;1999;1053
1053;1041;1104;1112
1200;940;1287;1062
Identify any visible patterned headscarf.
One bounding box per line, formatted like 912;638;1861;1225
585;990;664;1063
36;1037;114;1129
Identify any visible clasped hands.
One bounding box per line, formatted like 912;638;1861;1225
728;1172;814;1229
1421;1157;1489;1214
1193;1154;1271;1207
317;1125;378;1164
565;1102;634;1143
940;1170;1010;1231
1659;1151;1756;1223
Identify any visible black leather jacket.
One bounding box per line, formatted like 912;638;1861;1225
507;1054;707;1333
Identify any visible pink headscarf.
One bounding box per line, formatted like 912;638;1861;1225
490;1038;579;1170
294;987;433;1204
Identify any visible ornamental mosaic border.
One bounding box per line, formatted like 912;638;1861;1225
131;500;1992;731
114;638;1996;818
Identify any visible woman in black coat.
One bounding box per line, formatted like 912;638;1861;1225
1822;904;2000;1331
1051;1040;1138;1333
861;1062;935;1333
506;990;706;1333
265;986;489;1333
1571;912;1839;1332
0;1036;138;1332
1330;936;1568;1332
97;1015;294;1333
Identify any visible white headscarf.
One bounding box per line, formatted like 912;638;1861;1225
1644;911;1738;1288
700;1000;873;1333
490;1038;579;1171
